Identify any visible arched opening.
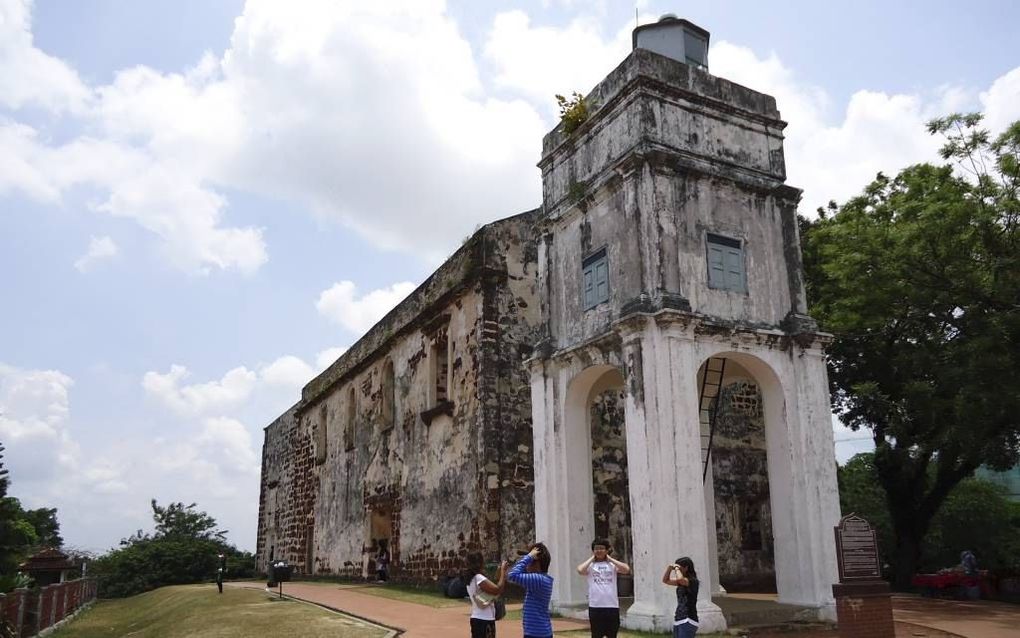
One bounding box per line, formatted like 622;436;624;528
562;364;633;600
589;370;633;572
697;354;786;595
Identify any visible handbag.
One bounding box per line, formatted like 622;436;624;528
472;583;505;620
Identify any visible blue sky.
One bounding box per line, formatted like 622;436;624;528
2;0;1018;554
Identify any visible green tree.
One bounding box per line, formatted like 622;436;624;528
21;507;61;548
839;453;1020;574
150;500;224;541
91;500;252;598
802;114;1020;588
837;454;894;570
0;442;55;580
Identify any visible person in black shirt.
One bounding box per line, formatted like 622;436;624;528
216;553;227;593
661;556;699;637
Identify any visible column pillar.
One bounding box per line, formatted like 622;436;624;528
620;322;725;632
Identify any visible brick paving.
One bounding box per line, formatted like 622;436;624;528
230;581;587;637
230;582;1020;637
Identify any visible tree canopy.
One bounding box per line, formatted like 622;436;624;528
839;453;1020;575
91;499;252;598
802;114;1020;587
0;442;64;589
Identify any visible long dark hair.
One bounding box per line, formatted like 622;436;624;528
675;556;697;581
463;552;485;581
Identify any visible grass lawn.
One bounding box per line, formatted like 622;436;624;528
50;584;389;638
297;579;467;608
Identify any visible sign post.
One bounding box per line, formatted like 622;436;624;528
831;514;894;638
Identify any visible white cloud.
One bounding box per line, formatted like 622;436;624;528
0;0;91;114
0;363;83;504
74;235;119;272
316;280;417;334
981;66;1020;136
1;0;547;269
260;355;315;389
315;346;348;371
142;364;257;416
0;363;74;442
196;417;259;475
485;10;631;114
704;42;1020;212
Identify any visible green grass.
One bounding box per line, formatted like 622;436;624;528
50;584;388;638
299;583;465;608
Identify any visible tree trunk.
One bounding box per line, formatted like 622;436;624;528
891;526;923;590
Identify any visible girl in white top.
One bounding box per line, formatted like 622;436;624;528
465;552;508;638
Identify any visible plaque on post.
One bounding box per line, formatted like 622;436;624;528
831;514;893;638
834;513;880;582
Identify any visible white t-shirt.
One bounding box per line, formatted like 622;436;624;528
587;560;619;608
467;573;496;621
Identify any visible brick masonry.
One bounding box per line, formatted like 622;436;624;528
0;579;97;637
832;582;895;638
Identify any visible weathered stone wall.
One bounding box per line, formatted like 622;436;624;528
536;48;806;356
479;218;543;559
590;388;632;565
711;379;774;591
257;212;542;582
256;403;315;573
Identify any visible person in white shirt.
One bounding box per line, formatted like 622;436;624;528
576;539;631;638
465;552;508;638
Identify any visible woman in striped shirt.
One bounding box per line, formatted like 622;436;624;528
508;543;554;638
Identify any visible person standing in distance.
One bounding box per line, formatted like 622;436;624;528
508;543;554;638
576;539;630;638
662;557;699;637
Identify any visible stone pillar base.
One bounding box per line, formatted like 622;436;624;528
832;581;894;638
622;600;727;633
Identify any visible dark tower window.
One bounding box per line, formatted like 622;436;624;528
344;387;356;451
582;248;610;310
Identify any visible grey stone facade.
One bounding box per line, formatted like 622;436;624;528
256;21;839;618
256;212;543;580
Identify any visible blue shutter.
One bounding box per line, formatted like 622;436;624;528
594;259;609;303
707;244;725;288
724;247;744;292
583;264;595;309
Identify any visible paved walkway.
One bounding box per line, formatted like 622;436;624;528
231;582;1020;637
892;594;1020;638
230;581;587;637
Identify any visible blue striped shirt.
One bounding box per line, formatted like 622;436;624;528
507;555;554;637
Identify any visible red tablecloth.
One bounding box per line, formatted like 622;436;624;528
912;572;990;596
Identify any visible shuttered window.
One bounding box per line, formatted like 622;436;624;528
582;248;610;310
706;233;746;293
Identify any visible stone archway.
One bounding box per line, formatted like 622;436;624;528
694;351;819;609
703;371;775;592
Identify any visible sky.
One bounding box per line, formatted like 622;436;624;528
1;0;1018;554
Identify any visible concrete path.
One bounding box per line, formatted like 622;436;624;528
892;594;1020;638
230;581;588;637
231;582;1020;637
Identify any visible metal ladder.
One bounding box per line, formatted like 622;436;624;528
699;357;727;480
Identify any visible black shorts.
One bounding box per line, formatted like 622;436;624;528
470;617;495;638
588;607;620;638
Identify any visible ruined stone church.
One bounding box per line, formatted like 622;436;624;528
256;17;840;631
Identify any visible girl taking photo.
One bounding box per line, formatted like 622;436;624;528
662;556;699;637
465;553;508;638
